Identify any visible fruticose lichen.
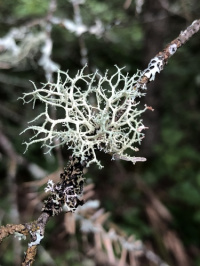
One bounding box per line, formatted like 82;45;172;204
21;65;148;168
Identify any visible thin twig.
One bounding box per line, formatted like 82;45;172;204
134;19;200;90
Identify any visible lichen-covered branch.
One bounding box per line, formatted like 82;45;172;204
0;1;104;70
42;156;86;215
0;224;28;243
22;212;49;266
0;156;86;265
135;19;200;90
0;213;49;265
22;246;37;266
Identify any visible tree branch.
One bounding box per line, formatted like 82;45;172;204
0;156;86;265
135;19;200;90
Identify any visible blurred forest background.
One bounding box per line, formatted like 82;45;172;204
0;0;200;265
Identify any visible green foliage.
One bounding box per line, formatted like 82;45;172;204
83;0;126;24
14;0;49;18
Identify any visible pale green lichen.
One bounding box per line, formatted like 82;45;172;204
14;232;26;241
20;65;147;168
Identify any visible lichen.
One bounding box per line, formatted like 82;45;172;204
143;56;164;81
20;65;147;167
28;230;43;247
168;43;177;55
14;232;26;241
42;157;85;215
44;180;55;193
